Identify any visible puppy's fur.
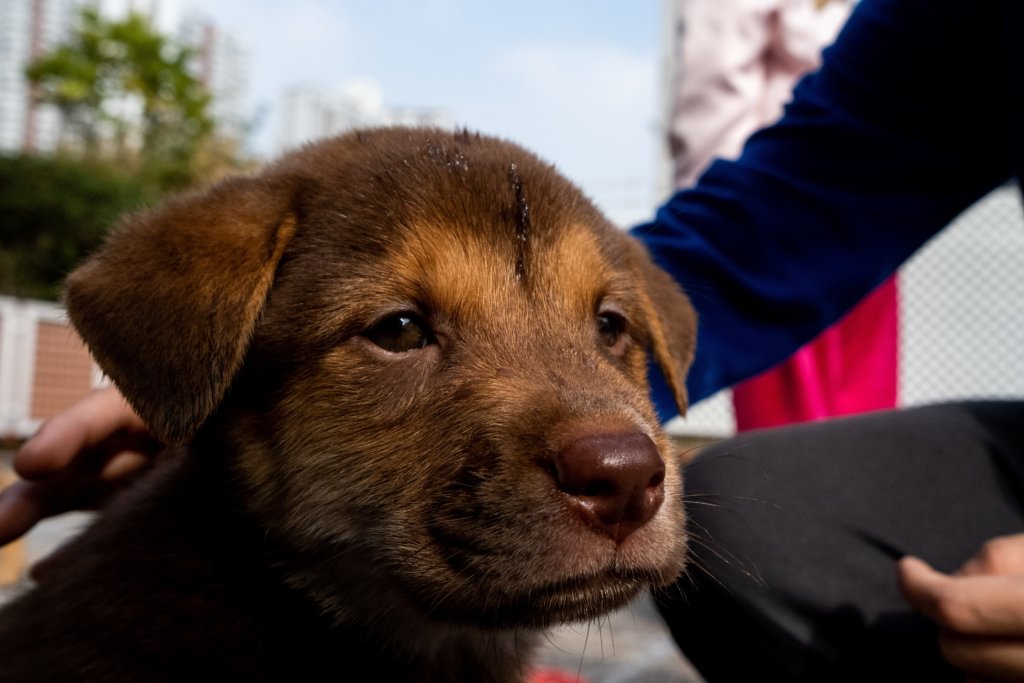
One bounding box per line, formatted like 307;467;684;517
0;128;695;682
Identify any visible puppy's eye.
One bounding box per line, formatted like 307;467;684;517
364;313;435;353
596;311;628;352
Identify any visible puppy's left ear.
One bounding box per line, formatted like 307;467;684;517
625;238;697;416
65;175;298;444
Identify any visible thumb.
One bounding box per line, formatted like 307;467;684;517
900;555;1024;636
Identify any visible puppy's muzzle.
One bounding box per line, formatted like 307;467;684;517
553;431;666;545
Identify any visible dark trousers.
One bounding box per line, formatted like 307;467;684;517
656;402;1024;682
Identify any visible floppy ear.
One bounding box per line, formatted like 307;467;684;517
625;238;697;416
65;175;298;444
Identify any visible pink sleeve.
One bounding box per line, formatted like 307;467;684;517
669;0;852;189
763;0;852;123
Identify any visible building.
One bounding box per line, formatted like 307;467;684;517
0;296;103;439
178;11;249;143
0;0;73;154
87;2;252;146
276;80;454;154
0;0;250;156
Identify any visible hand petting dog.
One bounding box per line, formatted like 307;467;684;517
0;387;158;547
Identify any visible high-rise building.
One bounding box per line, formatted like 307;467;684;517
87;2;252;145
178;11;249;143
1;0;250;155
276;80;454;154
0;0;73;154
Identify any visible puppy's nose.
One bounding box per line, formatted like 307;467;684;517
554;432;666;544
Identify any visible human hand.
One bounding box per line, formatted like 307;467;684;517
0;386;161;547
899;534;1024;682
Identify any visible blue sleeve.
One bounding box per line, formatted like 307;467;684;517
635;0;1014;416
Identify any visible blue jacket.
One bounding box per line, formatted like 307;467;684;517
635;0;1024;419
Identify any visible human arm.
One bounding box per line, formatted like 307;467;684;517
637;0;1014;416
900;534;1024;682
0;386;160;545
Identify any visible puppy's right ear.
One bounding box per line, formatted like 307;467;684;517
65;175;297;444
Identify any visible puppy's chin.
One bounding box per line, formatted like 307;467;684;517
406;568;673;630
392;507;688;629
431;575;647;629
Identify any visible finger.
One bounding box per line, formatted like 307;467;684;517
0;454;142;548
939;633;1024;683
0;481;56;546
958;535;1024;578
15;387;145;480
900;556;1024;636
100;450;152;481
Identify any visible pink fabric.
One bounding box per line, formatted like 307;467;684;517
671;0;853;187
525;669;591;683
671;0;899;430
731;278;900;431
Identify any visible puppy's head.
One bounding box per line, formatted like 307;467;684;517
66;128;695;629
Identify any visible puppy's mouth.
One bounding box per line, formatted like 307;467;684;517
407;564;653;629
492;568;653;627
406;517;684;628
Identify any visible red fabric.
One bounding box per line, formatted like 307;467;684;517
525;669;591;683
732;276;899;431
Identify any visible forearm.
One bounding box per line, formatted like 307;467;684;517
638;0;1012;411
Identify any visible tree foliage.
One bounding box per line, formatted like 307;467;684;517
3;8;254;299
25;8;214;191
0;155;155;300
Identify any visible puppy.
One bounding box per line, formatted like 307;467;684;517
0;127;696;682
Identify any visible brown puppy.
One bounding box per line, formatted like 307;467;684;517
0;127;695;682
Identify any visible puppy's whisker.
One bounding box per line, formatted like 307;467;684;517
577;620;592;682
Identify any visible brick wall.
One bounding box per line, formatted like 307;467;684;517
29;320;93;422
0;297;101;439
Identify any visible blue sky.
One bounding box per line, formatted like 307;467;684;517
167;1;666;226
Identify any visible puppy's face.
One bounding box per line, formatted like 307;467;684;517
66;128;696;629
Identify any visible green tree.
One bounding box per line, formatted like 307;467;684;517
25;8;214;191
0;155;155;300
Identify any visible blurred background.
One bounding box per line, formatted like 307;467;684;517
0;0;672;229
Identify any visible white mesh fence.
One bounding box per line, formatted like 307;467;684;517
670;184;1024;437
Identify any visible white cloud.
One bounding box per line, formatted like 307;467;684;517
183;0;357;153
496;42;654;117
174;2;664;227
186;0;355;101
486;42;661;226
